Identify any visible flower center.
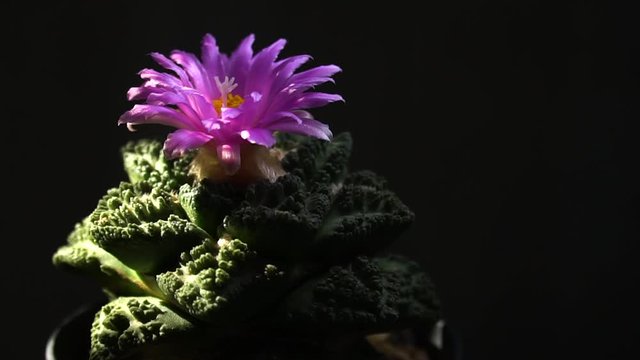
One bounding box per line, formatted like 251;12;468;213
213;94;244;115
213;76;244;115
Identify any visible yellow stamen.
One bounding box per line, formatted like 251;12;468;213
213;93;245;115
227;94;244;108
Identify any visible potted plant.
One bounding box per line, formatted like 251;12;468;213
50;34;455;360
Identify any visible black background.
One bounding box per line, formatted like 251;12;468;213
9;1;640;359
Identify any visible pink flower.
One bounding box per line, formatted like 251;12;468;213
119;34;342;175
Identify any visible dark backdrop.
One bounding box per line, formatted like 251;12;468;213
9;1;640;359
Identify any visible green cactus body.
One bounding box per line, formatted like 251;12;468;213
53;135;441;360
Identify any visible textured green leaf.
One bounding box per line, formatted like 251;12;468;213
89;182;209;274
272;256;440;333
224;175;331;258
157;237;295;324
281;132;352;187
315;184;414;259
121;139;193;191
90;297;195;360
178;181;242;235
53;220;160;297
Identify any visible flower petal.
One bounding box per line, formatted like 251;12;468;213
294;92;344;109
272;55;312;90
150;53;192;86
176;103;203;124
264;66;342;113
239;128;276;147
118;104;198;130
139;68;184;88
244;39;286;94
146;90;188;105
183;91;216;121
127;86;162;101
217;143;242;175
270;117;332;141
201;34;225;80
228;34;255;93
261;111;303;126
221;107;241;119
164;129;213;159
292;110;314;119
170;50;213;98
288;65;342;90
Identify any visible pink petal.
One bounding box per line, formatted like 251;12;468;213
269;117;332;141
294;93;344;109
239;128;276;147
217;143;241;175
261;111;303;126
127;86;162;101
164;129;214;159
201;34;225;80
170;50;213;98
228;34;255;93
150;53;192;87
272;55;312;90
287;65;342;91
244;39;286;94
139;68;184;88
146;91;188;106
118;104;198;130
183;91;216;120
